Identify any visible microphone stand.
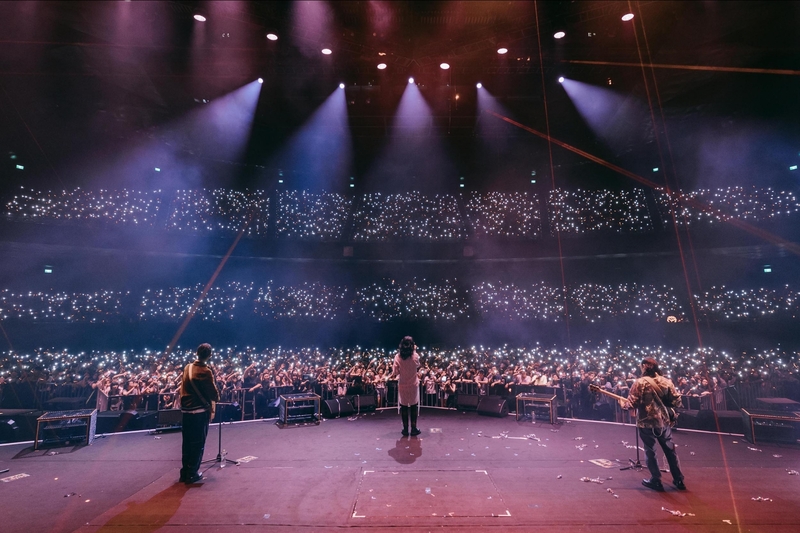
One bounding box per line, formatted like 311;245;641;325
620;410;643;470
202;402;239;468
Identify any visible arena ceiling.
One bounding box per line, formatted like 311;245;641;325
0;1;798;192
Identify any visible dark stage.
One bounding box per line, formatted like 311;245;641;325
1;409;799;532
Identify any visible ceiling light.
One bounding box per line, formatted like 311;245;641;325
558;76;565;83
339;83;345;89
497;47;508;54
193;14;206;22
621;13;634;21
377;63;387;70
321;47;332;55
554;31;566;39
440;63;450;70
476;82;482;89
408;77;414;84
257;78;263;84
378;52;387;56
266;33;278;41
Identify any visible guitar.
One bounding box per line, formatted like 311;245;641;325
589;384;677;426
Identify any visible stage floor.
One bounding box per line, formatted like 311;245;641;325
1;409;799;532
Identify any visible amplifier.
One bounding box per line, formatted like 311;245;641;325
278;393;321;426
742;408;800;444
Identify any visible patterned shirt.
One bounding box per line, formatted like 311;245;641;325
626;374;682;428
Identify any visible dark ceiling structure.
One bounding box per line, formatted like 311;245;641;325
0;1;798;193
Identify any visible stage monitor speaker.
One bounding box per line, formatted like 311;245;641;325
157;409;182;428
456;394;480;411
351;395;376;412
322;398;355;418
477;396;509;418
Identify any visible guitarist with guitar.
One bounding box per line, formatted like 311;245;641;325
594;357;686;492
180;343;219;484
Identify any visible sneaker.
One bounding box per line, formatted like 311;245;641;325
401;428;409;436
642;478;664;492
674;480;687;491
185;473;203;484
410;427;421;436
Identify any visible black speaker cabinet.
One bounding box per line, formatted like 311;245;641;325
322;398;355;418
157;409;183;428
477;396;509;418
351;395;376;412
456;394;480;411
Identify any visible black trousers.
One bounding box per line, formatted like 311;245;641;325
639;425;684;483
181;410;210;479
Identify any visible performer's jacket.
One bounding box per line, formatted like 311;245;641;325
180;361;220;414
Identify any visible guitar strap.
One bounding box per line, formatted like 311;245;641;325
184;363;212;413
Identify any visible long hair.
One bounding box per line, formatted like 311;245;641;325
398;336;415;360
641;357;662;377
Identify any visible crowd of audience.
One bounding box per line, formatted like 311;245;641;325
654;186;800;226
2;281;798;323
464;192;541;239
5;187;163;226
1;342;797;416
275;191;351;240
350;192;466;241
548;188;653;235
165;188;270;235
10;186;795;240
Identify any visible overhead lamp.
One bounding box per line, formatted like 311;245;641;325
321;47;332;55
558;76;565;83
476;82;482;89
408;77;414;84
621;13;634;21
193;14;206;22
377;63;387;70
497;47;508;54
257;78;263;84
554;31;566;39
339;83;345;89
440;62;450;70
266;33;278;41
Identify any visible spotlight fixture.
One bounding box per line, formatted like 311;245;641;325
257;78;263;84
377;63;387;70
553;31;566;39
497;47;508;54
408;77;414;84
621;13;634;21
440;62;450;70
193;14;206;22
558;76;565;83
321;47;332;55
476;82;482;89
339;83;345;89
266;33;278;41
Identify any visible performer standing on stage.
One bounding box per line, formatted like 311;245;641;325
180;343;219;484
391;336;421;436
621;357;686;491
